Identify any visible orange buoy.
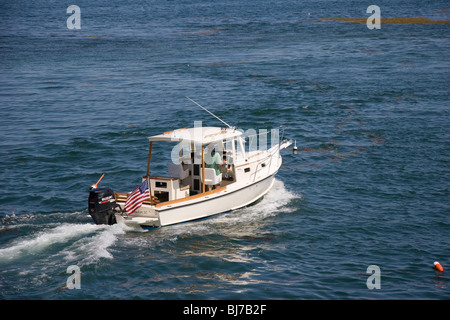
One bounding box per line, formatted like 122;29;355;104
433;261;444;272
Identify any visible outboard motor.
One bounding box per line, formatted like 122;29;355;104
88;187;118;225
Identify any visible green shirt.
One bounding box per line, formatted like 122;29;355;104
205;152;222;176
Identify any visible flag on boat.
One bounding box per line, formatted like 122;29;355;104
125;178;150;214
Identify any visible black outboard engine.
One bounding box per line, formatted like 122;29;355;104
88;187;118;225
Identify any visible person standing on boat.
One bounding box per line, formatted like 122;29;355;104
205;143;226;188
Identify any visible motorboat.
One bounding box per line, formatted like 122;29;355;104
88;100;292;228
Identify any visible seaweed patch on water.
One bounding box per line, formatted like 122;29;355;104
361;131;386;145
299;144;369;164
179;28;225;36
318;17;450;24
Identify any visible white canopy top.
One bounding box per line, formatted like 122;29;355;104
148;127;242;145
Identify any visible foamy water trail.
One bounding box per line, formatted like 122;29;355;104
57;223;127;265
0;222;127;266
0;180;298;265
0;180;300;265
0;224;96;262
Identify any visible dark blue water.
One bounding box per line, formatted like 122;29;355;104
1;0;449;300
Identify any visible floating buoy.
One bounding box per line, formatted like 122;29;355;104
293;140;298;152
433;261;444;272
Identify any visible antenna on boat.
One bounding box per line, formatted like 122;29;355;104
186;96;234;130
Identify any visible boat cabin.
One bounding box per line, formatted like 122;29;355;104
123;126;247;206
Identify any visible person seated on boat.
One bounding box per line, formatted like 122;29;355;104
205;144;226;188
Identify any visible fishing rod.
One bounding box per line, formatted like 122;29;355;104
186;96;234;130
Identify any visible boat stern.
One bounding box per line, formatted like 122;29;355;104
115;213;161;228
114;201;161;228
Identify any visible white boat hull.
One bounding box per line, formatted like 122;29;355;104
160;174;276;227
116;173;277;228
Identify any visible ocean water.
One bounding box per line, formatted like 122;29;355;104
0;0;449;300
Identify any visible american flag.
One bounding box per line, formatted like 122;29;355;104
125;178;150;214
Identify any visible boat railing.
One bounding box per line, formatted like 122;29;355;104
240;127;282;156
114;191;160;205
